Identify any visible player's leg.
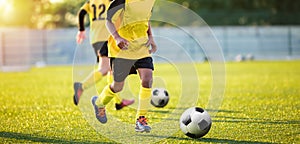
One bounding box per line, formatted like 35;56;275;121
73;42;108;105
96;81;125;108
82;42;109;89
134;57;154;132
92;58;133;123
107;71;135;110
92;82;123;123
81;57;109;88
136;68;153;116
135;68;153;132
98;41;134;109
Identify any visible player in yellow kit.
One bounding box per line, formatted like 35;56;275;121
74;0;134;110
91;0;157;133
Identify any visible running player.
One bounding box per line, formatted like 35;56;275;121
74;0;134;110
91;0;157;133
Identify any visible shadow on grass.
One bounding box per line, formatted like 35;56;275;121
206;109;242;113
150;108;241;114
149;108;243;121
213;117;300;125
150;107;298;125
200;138;273;144
149;109;170;114
0;131;113;144
206;109;299;125
137;134;272;144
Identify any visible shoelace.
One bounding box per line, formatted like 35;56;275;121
138;116;148;126
97;107;106;117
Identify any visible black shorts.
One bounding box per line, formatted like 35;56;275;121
110;57;154;82
92;41;108;63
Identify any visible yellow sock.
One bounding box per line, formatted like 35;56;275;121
106;71;113;84
82;71;103;90
136;86;152;118
96;85;116;107
107;72;122;104
114;94;122;104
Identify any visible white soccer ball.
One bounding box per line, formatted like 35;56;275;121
180;107;212;138
150;88;169;108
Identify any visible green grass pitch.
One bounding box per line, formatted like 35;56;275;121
0;61;299;143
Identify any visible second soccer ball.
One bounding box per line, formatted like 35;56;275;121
150;88;169;108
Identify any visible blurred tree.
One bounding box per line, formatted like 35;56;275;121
0;0;84;29
0;0;34;27
0;0;299;28
31;0;85;29
170;0;300;25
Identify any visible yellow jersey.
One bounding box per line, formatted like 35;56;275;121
81;0;112;44
107;0;155;59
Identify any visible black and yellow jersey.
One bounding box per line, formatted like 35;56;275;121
107;0;155;59
79;0;113;44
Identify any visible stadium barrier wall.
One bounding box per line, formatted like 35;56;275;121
0;28;31;71
0;26;299;69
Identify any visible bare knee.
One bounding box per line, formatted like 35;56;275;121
138;69;153;88
98;57;110;76
141;76;152;88
98;66;110;76
110;82;124;93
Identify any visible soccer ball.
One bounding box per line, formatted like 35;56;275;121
150;88;169;108
179;107;212;138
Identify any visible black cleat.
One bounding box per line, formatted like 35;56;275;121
73;82;83;105
115;99;135;110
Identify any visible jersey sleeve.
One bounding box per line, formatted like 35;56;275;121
107;0;125;21
81;1;91;13
78;9;87;31
78;1;90;31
